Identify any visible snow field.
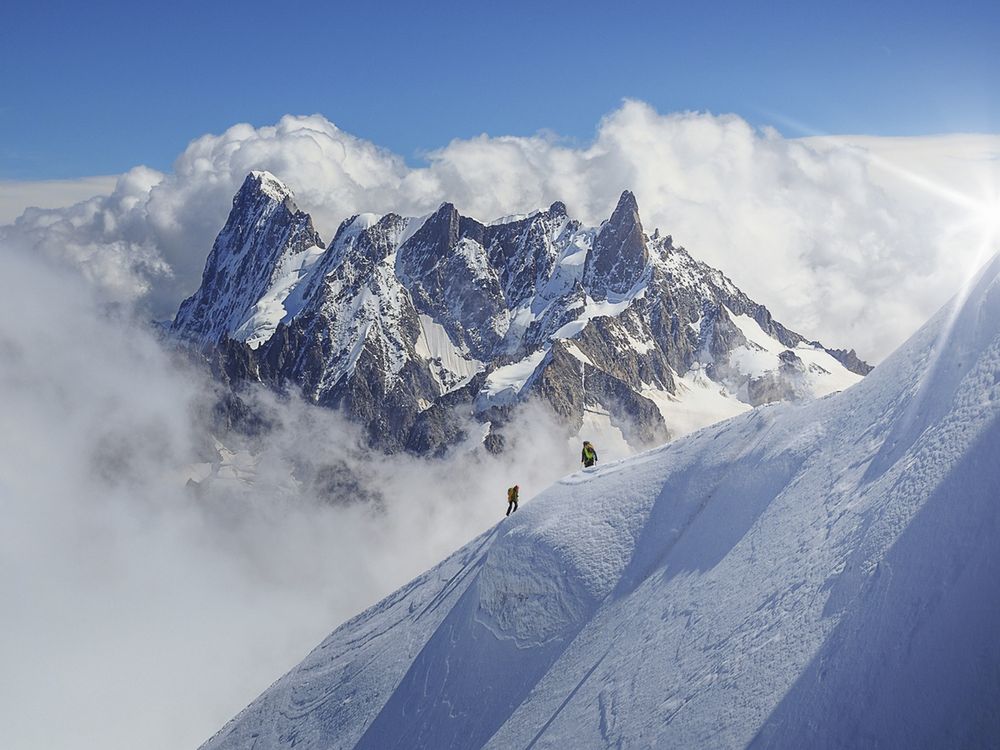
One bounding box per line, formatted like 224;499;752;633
726;307;863;396
203;256;1000;749
414;313;484;394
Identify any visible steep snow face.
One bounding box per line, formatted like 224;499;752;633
200;257;1000;749
477;348;549;407
414;314;483;394
231;243;326;349
550;290;646;340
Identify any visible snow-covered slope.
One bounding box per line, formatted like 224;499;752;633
200;257;1000;748
174;178;869;455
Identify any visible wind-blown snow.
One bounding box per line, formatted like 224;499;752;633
202;257;1000;750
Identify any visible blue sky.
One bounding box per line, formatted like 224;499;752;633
2;0;998;180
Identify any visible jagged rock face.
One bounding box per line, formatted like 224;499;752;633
528;341;670;448
486;202;566;309
584;190;648;299
174;173;872;455
825;347;874;375
172;172;325;347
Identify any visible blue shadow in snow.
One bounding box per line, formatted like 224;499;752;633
355;575;585;750
750;414;1000;749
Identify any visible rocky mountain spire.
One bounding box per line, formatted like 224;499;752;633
172;172;324;347
584;190;649;299
396;202;462;282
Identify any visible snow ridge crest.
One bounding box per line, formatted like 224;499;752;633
201;254;1000;750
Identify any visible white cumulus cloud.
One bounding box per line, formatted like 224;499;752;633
3;101;999;361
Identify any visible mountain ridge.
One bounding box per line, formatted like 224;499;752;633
173;172;871;454
199;254;1000;750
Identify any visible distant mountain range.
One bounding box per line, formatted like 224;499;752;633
172;171;870;454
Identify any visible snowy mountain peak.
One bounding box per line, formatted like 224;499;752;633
172;172;323;348
175;178;870;454
584;189;649;298
245;170;293;203
330;212;383;247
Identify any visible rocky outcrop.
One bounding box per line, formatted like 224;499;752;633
824;347;874;375
584;191;648;299
173;172;325;347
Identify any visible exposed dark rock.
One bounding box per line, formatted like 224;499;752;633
172;173;873;456
823;347;874;375
482;431;505;455
584;190;649;299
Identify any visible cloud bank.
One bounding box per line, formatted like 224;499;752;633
0;174;118;224
4;101;998;361
0;243;588;749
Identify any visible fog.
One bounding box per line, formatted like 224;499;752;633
0;246;584;749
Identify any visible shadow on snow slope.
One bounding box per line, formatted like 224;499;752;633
201;256;1000;750
752;412;1000;749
